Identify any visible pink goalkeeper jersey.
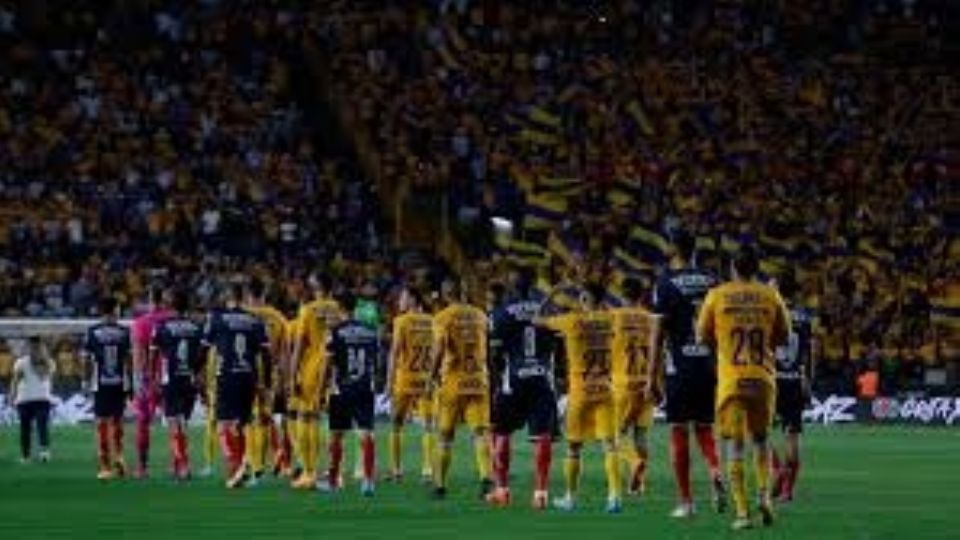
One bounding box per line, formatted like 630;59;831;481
132;307;174;386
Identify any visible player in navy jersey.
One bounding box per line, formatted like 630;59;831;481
151;288;204;480
652;232;726;518
82;296;132;480
487;268;558;510
320;294;380;496
772;272;814;503
202;283;272;489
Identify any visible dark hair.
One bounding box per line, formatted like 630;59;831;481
673;230;696;261
406;286;425;309
622;276;644;303
514;267;536;295
778;269;799;299
148;284;165;305
172;287;190;312
248;276;267;299
99;296;118;316
226;282;244;303
585;282;606;305
340;292;358;313
733;244;761;278
312;273;333;293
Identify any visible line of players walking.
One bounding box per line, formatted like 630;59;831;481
80;238;811;531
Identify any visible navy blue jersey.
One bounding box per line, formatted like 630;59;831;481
83;321;132;391
776;305;814;381
653;267;718;377
491;292;555;387
152;316;204;386
328;319;379;392
202;307;270;385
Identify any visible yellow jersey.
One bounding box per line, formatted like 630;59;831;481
610;306;658;395
391;312;434;395
696;280;790;403
434;303;488;396
295;298;343;364
544;310;614;403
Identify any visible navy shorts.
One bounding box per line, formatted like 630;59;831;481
328;386;374;431
216;376;255;424
493;379;557;437
162;382;197;419
775;379;805;434
94;387;127;419
665;373;716;424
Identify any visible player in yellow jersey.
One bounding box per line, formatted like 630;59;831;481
431;281;493;499
386;286;436;483
540;283;622;513
610;277;662;497
243;278;289;485
697;246;791;530
289;274;343;489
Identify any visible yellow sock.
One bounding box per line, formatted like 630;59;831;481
204;416;217;468
317;422;327;473
605;448;622;499
755;446;771;504
437;444;453;488
389;429;403;474
729;459;748;518
289;418;303;469
564;455;581;496
421;431;436;476
301;419;316;477
474;435;491;481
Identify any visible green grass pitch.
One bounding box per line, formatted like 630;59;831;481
0;424;957;539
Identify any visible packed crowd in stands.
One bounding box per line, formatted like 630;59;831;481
0;1;957;395
327;0;958;394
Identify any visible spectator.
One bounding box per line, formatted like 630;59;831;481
10;337;56;464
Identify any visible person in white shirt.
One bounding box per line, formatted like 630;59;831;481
9;337;56;463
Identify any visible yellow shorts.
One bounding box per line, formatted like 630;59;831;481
717;384;776;440
392;391;435;424
615;391;655;433
437;391;490;436
566;397;615;443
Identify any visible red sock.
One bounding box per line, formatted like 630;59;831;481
269;423;280;456
177;428;189;471
232;426;246;471
786;457;800;496
361;434;375;481
670;425;692;503
492;434;511;489
694;424;720;477
218;426;235;475
168;427;180;470
771;449;782;478
136;417;150;469
112;420;125;461
96;420;110;468
282;423;292;467
533;434;552;492
328;435;344;487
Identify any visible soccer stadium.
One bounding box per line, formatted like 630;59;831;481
0;1;957;538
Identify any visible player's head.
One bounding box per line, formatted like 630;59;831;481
579;282;606;310
171;287;190;314
340;292;358;315
225;282;244;307
512;266;536;298
99;296;119;319
622;276;645;305
398;285;425;313
440;278;456;303
147;284;166;308
732;244;760;280
246;276;267;303
778;269;799;300
446;279;469;303
310;273;334;297
672;230;696;264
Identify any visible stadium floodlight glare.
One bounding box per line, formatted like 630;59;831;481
491;216;514;235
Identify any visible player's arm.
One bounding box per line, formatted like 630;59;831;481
80;331;94;393
648;280;672;386
646;313;665;401
9;359;22;404
122;338;134;397
771;291;791;350
288;309;308;395
386;318;404;396
695;290;718;348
